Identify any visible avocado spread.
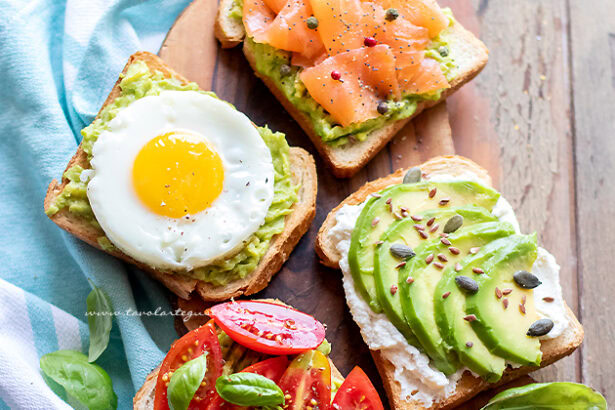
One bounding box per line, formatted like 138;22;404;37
46;61;298;286
237;3;456;146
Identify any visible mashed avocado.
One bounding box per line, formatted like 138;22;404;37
241;5;456;146
46;61;298;286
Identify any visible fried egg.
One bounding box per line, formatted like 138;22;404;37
87;91;274;270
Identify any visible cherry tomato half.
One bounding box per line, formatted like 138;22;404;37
278;350;332;410
209;301;326;355
154;320;224;410
208;356;289;409
332;366;384;410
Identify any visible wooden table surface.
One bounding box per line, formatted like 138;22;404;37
159;0;615;407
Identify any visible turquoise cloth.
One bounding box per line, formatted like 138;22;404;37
0;0;193;408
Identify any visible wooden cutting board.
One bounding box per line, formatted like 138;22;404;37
157;0;531;406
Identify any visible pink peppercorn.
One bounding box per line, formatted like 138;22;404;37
330;70;341;80
364;37;377;47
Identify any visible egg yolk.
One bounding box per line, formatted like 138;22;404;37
132;130;224;218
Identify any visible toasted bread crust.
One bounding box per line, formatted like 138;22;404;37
234;21;488;177
133;298;344;410
314;155;584;409
214;0;245;48
43;51;317;301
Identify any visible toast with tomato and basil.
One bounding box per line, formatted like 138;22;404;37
315;155;584;409
215;0;488;177
134;300;385;409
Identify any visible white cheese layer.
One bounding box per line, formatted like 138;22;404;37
328;174;569;406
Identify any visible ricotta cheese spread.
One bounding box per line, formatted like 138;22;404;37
327;172;570;406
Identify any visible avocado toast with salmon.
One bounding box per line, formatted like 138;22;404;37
215;0;488;177
315;155;583;409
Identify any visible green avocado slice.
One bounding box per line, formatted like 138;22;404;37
399;221;515;375
466;234;542;366
375;205;497;346
434;237;515;382
349;181;500;313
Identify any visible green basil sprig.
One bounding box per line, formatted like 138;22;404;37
215;373;285;407
482;382;607;409
86;279;113;362
167;354;208;410
39;350;117;410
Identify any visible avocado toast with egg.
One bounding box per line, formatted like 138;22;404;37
215;0;488;177
44;52;317;302
316;155;584;409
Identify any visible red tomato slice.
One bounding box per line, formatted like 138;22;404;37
209;301;326;355
332;366;384;410
154;320;224;410
278;350;331;410
208;356;290;409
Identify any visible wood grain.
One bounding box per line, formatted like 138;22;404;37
569;0;615;401
439;0;581;388
155;0;615;406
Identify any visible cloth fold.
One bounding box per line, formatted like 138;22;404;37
0;0;192;408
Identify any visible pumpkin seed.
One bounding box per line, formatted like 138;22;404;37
443;215;463;233
527;319;554;337
390;244;415;260
403;167;421;184
513;270;542;289
455;276;479;294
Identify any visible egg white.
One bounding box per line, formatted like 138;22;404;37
87;91;275;271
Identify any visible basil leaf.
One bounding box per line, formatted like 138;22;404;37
86;279;113;362
168;354;208;410
215;373;284;407
40;350;117;410
482;382;607;409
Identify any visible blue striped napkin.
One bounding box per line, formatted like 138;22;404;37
0;0;193;408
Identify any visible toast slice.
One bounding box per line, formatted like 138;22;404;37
315;155;584;409
133;298;345;410
215;7;489;177
44;51;317;302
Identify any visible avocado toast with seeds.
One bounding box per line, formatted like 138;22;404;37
316;155;584;409
44;52;317;302
215;0;489;177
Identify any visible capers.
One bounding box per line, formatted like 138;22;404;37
527;318;554;337
279;64;292;77
385;8;399;21
306;16;319;29
455;276;479;294
443;215;464;233
513;270;542;289
377;101;389;114
438;45;449;57
390;244;416;260
403;167;422;184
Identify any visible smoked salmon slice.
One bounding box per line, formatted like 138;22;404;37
245;0;325;58
398;57;450;94
263;0;288;13
243;0;276;43
378;0;449;38
309;0;365;55
300;45;400;126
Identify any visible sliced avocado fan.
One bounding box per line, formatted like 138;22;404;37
349;181;500;312
375;205;497;346
465;234;542;366
398;221;516;375
434;236;517;382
